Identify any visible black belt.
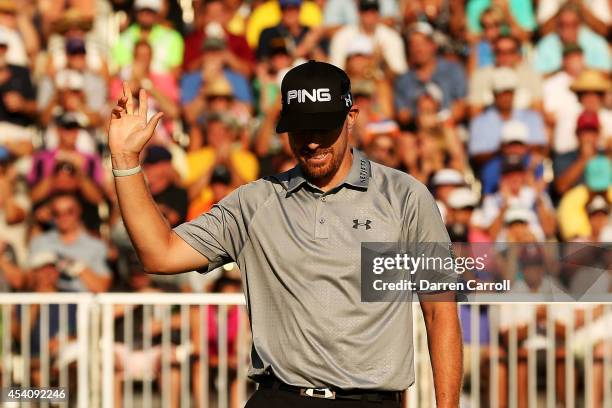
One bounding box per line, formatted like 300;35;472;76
258;378;403;402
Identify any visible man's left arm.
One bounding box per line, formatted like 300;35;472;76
420;293;462;408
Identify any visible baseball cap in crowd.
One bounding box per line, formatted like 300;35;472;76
504;207;531;225
276;60;353;133
143;145;172;164
586;195;609;215
362;120;400;146
55;112;84;129
501;121;529;144
409;21;435;39
134;0;162;12
352;79;375;97
66;37;86;55
29;251;58;269
279;0;302;8
576;110;600;133
204;78;234;99
501;155;525;174
432;168;465;187
55;69;85;91
492;67;518;93
211;165;232;185
358;0;379;11
53;9;93;34
447;188;479;210
346;34;374;57
585;156;611;192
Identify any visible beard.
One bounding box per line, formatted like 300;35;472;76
293;140;348;182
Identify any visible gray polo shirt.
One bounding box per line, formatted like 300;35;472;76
173;149;450;390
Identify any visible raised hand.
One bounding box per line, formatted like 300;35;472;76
109;82;163;164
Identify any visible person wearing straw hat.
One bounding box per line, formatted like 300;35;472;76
108;60;462;407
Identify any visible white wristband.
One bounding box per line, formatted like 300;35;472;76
112;165;142;177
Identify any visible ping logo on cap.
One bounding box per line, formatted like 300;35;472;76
287;88;331;104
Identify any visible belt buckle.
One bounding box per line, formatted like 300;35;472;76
300;388;336;399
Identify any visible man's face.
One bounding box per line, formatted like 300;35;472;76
143;162;172;194
206;120;232;148
578;129;599;149
359;8;379;30
134;44;153;67
563;52;584;76
578;92;603;111
136;9;157;29
409;33;435;66
494;38;520;67
501;171;525;194
494;90;514;112
501;142;528;156
480;13;501;42
33;264;60;289
288;112;355;181
367;134;397;167
558;10;580;43
67;52;86;71
58;126;79;148
51;196;81;233
280;5;300;27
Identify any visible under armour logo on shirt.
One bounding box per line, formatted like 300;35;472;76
353;219;372;230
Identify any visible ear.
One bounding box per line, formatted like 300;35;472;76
346;108;360;130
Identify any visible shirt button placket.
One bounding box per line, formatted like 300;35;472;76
314;195;329;239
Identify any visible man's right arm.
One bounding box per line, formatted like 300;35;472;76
110;83;209;274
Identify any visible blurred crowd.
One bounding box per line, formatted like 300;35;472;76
0;0;610;405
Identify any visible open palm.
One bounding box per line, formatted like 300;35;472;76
109;82;164;156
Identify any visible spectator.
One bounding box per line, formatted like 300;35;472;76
329;0;407;76
110;40;180;144
430;168;467;223
0;28;36;158
533;4;610;75
38;37;107;127
28;192;111;292
0;238;24;290
555;111;603;195
0;0;39;67
142;145;188;228
245;0;322;49
344;34;393;120
324;0;399;29
45;8;106;77
181;38;252;127
252;39;292;117
480;156;556;241
39;70;100;154
466;0;537;40
362;120;400;168
468;7;503;72
542;44;586;160
445;187;482;242
468;34;543;116
182;0;254;75
536;0;610;37
568;70;612;147
112;0;184;76
256;0;324;62
480;121;545;195
394;22;466;128
558;156;612;240
0;149;29;265
468;67;547;165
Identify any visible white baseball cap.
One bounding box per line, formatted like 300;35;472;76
504;207;531;224
55;69;85;91
492;67;518;93
432;169;465;187
501;120;529;144
134;0;162;12
448;188;479;209
346;34;374;57
29;251;58;269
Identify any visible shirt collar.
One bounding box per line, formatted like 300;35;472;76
286;148;371;195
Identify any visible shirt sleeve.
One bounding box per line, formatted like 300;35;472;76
172;186;248;272
525;111;547;146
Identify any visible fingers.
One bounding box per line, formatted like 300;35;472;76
144;112;164;134
123;82;134;115
111;106;124;119
139;89;148;118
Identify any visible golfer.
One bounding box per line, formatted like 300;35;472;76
109;61;462;407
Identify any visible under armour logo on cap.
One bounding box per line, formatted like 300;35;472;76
276;60;353;133
353;219;372;230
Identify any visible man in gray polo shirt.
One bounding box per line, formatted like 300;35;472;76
108;61;462;407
